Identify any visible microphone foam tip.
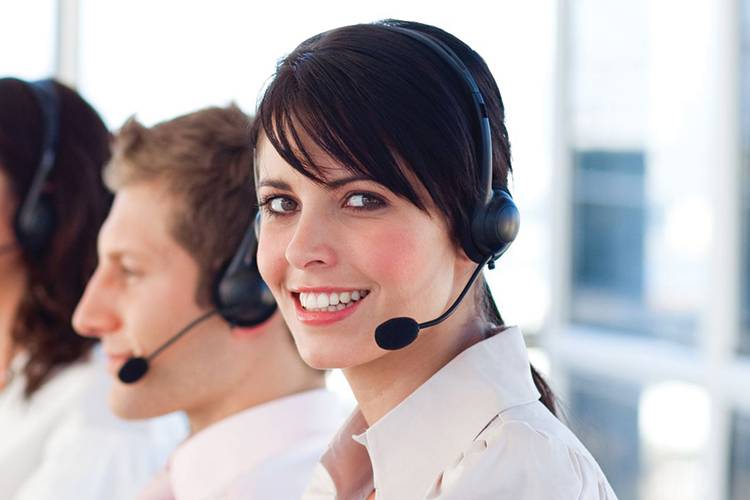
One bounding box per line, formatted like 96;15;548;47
375;317;419;350
118;357;149;384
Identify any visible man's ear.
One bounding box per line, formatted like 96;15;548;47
229;309;280;339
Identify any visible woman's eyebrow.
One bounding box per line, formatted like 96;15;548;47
326;175;371;190
257;178;291;190
257;175;373;191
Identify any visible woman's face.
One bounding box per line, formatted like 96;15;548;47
255;134;471;369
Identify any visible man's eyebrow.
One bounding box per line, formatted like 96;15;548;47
106;248;149;262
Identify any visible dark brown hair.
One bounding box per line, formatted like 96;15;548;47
254;20;556;415
0;78;112;397
104;105;256;306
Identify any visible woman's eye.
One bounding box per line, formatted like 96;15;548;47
345;193;385;210
268;197;298;214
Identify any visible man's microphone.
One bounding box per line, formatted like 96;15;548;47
118;309;219;384
374;254;493;351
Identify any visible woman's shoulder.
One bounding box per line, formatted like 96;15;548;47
426;401;619;500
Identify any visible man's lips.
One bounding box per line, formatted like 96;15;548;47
104;352;133;376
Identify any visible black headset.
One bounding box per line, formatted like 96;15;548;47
213;212;277;327
372;25;521;350
389;25;520;269
15;79;60;258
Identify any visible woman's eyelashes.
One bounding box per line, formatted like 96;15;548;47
259;195;299;216
343;192;387;211
258;191;388;217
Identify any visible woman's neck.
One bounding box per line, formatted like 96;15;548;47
344;299;490;426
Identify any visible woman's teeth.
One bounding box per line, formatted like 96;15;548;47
299;290;370;312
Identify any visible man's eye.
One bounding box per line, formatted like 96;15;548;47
119;265;141;282
345;193;385;210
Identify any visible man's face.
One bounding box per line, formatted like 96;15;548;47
73;181;246;420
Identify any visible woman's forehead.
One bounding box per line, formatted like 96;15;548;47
256;133;364;186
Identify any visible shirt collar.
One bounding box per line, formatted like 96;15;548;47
170;388;341;500
319;326;541;500
9;350;29;375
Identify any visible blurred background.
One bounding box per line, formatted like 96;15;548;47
1;0;747;498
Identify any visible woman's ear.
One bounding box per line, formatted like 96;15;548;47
454;239;475;265
453;242;479;288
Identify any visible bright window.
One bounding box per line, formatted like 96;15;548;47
567;373;709;500
0;0;56;79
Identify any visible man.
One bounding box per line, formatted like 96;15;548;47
73;105;346;499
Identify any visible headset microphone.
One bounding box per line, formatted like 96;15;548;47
118;309;219;384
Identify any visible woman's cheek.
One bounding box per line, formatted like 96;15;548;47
358;225;424;285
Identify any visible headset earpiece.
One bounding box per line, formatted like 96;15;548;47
14;79;59;258
388;26;520;268
467;189;520;266
15;195;56;258
214;218;277;327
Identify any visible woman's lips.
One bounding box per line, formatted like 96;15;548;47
292;291;366;325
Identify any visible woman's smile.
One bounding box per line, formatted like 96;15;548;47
291;287;371;325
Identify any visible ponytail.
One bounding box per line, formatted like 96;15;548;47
481;281;557;416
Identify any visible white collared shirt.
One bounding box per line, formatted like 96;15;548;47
0;347;186;500
304;327;618;500
138;388;350;500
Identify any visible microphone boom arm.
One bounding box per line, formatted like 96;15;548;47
146;309;219;361
418;253;492;329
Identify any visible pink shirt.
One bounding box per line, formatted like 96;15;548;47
138;389;348;500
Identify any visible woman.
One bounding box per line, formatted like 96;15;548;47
0;77;182;500
252;20;618;499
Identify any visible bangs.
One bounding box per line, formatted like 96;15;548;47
256;46;427;211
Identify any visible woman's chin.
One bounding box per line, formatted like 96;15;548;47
295;332;383;371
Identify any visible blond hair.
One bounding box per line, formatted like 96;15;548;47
106;105;255;305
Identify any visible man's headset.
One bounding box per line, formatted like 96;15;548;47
373;25;521;350
0;79;61;258
213;215;277;327
118;163;277;383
